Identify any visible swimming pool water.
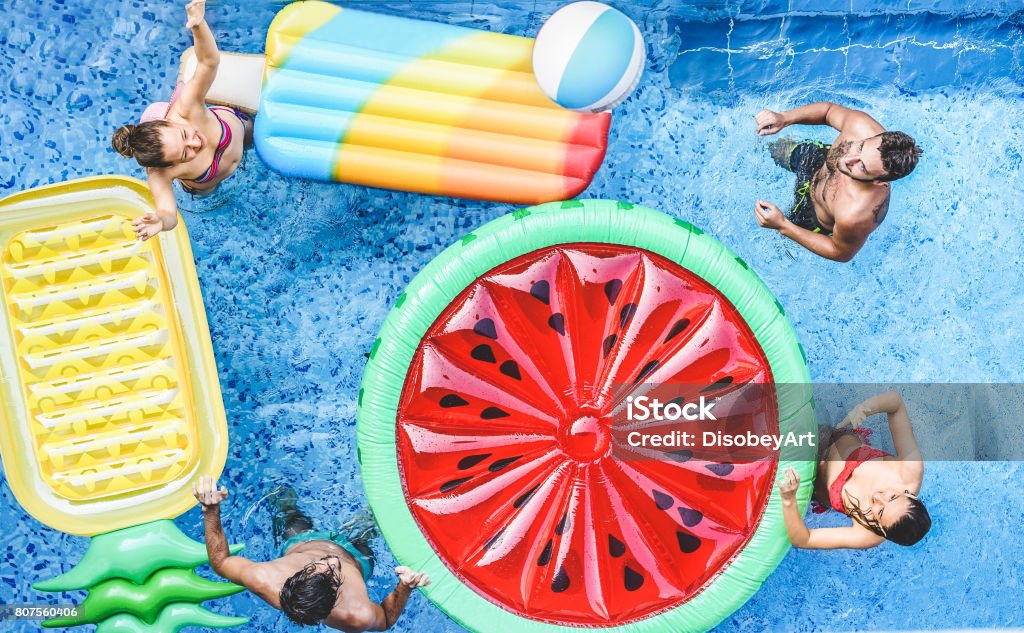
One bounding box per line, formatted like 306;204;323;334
668;10;1024;94
2;0;1023;631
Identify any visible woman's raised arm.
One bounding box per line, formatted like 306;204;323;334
171;0;220;119
839;391;923;484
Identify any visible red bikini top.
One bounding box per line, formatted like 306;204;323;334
828;445;892;514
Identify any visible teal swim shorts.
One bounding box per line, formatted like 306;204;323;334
280;530;373;580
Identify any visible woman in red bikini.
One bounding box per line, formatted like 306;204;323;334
778;391;930;549
111;0;252;241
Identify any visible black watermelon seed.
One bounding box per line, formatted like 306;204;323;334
514;485;540;508
440;477;472;493
664;318;691;344
706;462;735;476
538;539;553;566
440;394;469;408
652;489;674;510
470;344;496;363
548;313;566;335
619;303;638;328
602;334;617;357
499;360;521;380
604;279;623;304
488;455;521;472
678;507;703;527
667;449;693;463
701;375;734;392
473;318;498;339
483;528;504;550
531;280;551;305
624;566;644;591
481;407;510;419
608;535;626;558
634;360;659;383
677;531;701;554
555;512;569;536
551;566;570;592
457;453;492;470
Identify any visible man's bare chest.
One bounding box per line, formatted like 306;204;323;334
811;165;842;210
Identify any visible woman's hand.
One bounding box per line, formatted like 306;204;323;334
193;474;229;510
185;0;206;29
777;467;800;506
755;109;788;136
131;213;165;241
838;401;871;429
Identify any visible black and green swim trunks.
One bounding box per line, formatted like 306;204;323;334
769;139;832;235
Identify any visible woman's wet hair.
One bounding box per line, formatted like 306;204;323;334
279;558;344;625
881;495;931;546
845;491;931;546
844;493;884;537
875;131;923;182
111;121;173;168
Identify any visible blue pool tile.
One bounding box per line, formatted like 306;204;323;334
667;18;730;51
956;45;1018;86
900;11;961;46
896;43;959;90
668;50;733;92
900;0;1018;12
845;44;899;86
729;51;782;89
791;0;854;14
789;50;850;83
730;17;785;51
735;0;791;17
847;13;903;48
782;14;851;51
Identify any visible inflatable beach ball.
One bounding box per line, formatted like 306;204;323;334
533;2;645;113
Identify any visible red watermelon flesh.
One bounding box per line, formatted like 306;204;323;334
396;244;778;625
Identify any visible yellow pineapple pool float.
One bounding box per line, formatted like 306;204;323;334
0;177;244;631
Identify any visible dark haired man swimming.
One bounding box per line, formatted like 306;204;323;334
753;102;922;262
194;476;430;631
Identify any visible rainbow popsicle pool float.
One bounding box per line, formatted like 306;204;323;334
0;177;244;631
241;1;611;204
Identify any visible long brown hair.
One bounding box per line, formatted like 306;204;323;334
111;121;172;168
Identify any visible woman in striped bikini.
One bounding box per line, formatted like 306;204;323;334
777;391;931;549
111;0;252;241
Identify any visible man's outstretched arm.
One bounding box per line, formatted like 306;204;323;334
326;567;431;632
754;200;867;262
194;475;257;585
756;102;884;136
778;220;866;263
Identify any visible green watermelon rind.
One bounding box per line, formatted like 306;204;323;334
357;200;815;633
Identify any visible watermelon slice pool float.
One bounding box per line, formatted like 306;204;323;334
358;200;815;632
